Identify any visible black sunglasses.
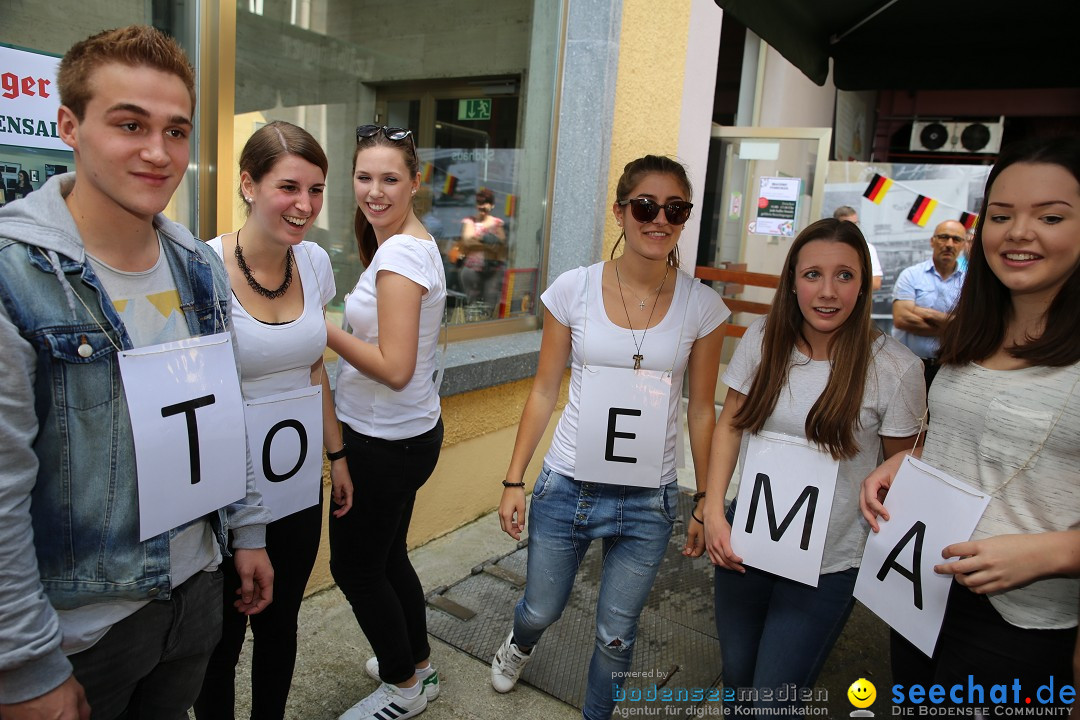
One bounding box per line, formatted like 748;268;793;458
617;197;693;226
356;125;414;144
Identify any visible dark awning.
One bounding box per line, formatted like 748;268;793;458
714;0;1080;91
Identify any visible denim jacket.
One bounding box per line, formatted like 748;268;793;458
0;174;269;702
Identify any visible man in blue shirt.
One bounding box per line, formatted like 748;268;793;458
891;220;966;386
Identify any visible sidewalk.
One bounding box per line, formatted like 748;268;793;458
231;510;581;720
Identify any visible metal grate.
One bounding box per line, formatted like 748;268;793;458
426;492;724;717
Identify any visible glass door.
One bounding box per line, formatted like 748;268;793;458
699;127;832;307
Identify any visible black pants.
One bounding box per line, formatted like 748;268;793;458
891;581;1076;708
194;500;322;720
329;418;443;685
70;570;222;720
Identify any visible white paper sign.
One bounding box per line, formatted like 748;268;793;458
0;45;66;151
118;333;247;540
730;431;840;586
853;455;991;656
245;385;323;521
575;365;671;488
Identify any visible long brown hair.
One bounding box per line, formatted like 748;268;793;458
610;155;691;268
352;129;420;266
733;218;878;460
938;136;1080;367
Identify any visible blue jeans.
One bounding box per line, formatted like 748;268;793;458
512;467;677;720
713;562;857;713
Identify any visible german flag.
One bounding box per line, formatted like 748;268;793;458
504;194;517;217
862;173;893;204
908;195;938;227
421;162;434;184
959;211;978;232
442;173;457;196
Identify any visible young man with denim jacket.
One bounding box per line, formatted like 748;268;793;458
0;26;273;719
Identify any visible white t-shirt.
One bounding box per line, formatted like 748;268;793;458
336;234;446;440
724;317;925;573
542;263;730;484
922;361;1080;629
867;242;882;280
208;237;335;401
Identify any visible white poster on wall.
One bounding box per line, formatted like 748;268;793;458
0;45;65;152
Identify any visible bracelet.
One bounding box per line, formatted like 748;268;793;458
326;446;347;461
692;491;706;503
691;512;704;524
502;480;526;488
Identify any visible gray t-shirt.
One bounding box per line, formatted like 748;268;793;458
59;239;218;654
923;361;1080;629
724;317;926;573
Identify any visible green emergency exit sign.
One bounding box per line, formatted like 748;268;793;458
458;99;492;121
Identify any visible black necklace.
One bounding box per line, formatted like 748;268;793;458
234;227;293;300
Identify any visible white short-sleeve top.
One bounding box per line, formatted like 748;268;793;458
723;317;926;573
335;234;446;440
541;262;730;485
209;237;335;401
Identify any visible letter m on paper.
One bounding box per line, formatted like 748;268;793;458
744;473;818;550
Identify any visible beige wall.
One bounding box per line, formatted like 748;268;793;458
307;374;568;592
603;0;693;260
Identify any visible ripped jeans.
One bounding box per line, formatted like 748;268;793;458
512;467;677;720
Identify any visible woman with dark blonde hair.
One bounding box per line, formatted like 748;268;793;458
492;155;729;720
863;136;1080;708
327;125;446;720
195;120;352;719
703;218;925;714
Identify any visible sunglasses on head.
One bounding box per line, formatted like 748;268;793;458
356;125;414;144
617;197;693;226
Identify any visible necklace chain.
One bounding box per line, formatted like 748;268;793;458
621;271;669;310
234;227;294;300
614;259;668;370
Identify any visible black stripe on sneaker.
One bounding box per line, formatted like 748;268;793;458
374;702;408;720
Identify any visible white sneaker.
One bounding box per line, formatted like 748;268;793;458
491;632;532;693
364;656;441;700
338;682;427;720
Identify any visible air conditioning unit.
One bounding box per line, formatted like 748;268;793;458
909;117;1004;154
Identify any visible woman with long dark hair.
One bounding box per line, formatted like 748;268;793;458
703;218;926;714
863;136;1080;708
327;125;446;720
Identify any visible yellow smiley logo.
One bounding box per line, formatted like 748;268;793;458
847;678;876;709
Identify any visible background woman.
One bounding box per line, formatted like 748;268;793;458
703;218;925;714
862;137;1080;707
13;169;33;199
195;120;353;720
458;187;506;314
492;155;728;720
327;125;446;720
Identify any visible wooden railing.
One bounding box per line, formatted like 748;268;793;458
693;264;780;338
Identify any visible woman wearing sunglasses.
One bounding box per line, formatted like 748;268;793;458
492;155;729;720
326;125;446;720
702;218;925;715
